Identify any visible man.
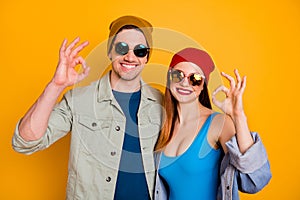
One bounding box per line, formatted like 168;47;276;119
12;15;163;200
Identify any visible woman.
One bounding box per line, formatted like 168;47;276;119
154;48;271;200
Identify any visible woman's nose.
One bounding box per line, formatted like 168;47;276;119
180;77;189;87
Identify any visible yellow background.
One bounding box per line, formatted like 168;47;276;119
1;0;299;199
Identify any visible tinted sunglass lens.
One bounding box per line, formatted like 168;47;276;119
115;42;129;55
134;49;148;57
190;74;202;86
171;70;184;83
134;44;149;57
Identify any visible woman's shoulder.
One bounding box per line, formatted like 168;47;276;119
211;113;236;152
199;108;234;131
208;111;234;132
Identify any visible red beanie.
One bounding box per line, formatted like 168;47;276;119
169;48;215;83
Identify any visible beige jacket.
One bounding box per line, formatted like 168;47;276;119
13;72;163;200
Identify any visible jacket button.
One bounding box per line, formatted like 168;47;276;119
92;122;97;127
111;151;116;156
106;177;111;182
115;126;120;131
226;185;230;190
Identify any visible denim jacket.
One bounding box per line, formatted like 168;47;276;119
154;132;272;200
13;72;163;200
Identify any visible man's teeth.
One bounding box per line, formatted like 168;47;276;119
122;64;136;69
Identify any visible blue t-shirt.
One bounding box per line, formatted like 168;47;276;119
113;90;150;200
159;113;223;200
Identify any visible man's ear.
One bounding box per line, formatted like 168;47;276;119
108;52;112;61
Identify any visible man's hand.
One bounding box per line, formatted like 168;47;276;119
52;37;90;88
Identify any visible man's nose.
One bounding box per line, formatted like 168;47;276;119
123;50;136;62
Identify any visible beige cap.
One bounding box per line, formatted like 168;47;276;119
107;15;153;58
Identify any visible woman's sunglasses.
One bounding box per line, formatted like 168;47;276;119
169;69;205;86
114;42;150;58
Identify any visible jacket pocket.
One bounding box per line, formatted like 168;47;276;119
78;115;110;131
75;115;113;155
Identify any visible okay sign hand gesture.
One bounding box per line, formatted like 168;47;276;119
52;37;90;88
212;69;247;121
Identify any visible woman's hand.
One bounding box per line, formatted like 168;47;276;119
212;69;246;121
51;37;90;88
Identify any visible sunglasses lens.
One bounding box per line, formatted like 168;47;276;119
115;42;129;55
170;70;184;83
115;43;149;57
170;69;204;86
189;74;203;86
134;44;149;57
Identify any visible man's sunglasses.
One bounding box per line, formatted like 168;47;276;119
114;42;150;58
169;69;205;86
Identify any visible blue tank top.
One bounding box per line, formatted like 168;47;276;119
159;113;223;200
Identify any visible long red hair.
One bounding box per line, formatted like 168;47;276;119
155;71;212;151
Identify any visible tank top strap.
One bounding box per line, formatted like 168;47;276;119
195;112;219;141
192;112;220;159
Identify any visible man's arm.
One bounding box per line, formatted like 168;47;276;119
18;37;90;141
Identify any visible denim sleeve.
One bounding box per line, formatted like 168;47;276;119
226;132;272;193
236;161;272;193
